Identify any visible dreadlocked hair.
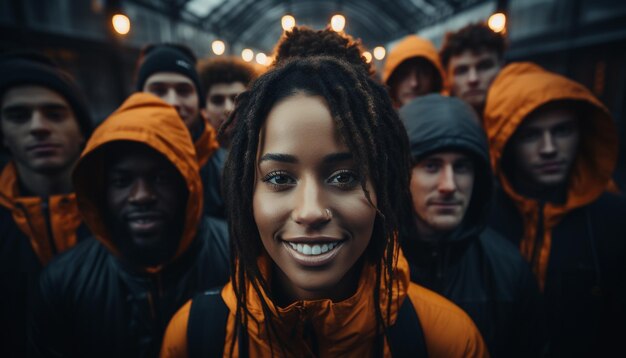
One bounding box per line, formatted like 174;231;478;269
221;55;413;357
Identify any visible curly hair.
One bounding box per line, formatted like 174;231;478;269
271;26;373;76
440;22;507;69
197;56;257;94
221;56;413;356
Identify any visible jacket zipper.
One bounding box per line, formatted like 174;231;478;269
41;199;58;255
530;201;545;271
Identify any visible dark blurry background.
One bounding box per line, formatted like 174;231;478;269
1;0;625;187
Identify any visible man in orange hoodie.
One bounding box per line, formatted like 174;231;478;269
484;62;626;356
28;93;229;357
0;53;93;357
383;35;446;108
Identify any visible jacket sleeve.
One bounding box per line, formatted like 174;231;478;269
160;300;192;358
407;284;490;358
27;266;71;357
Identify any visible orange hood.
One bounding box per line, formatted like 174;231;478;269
382;35;446;88
483;62;618;288
72;93;203;264
194;114;219;168
220;249;410;356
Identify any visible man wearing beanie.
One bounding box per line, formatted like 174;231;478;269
484;62;626;356
399;94;547;357
383;35;446;109
28;93;229;357
135;43;223;218
0;53;93;357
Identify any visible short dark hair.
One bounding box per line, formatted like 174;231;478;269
440;23;507;69
271;26;373;76
196;56;257;94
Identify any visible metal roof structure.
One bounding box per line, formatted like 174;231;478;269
129;0;490;51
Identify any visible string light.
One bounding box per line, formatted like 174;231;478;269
373;46;386;60
111;14;130;35
362;51;372;63
256;52;267;65
242;49;254;62
212;40;225;55
330;14;346;32
488;12;506;33
281;14;296;31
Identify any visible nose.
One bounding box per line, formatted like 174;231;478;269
291;177;330;228
437;164;457;194
29;110;52;137
224;97;235;116
163;88;181;108
467;67;479;85
539;131;557;157
128;179;157;206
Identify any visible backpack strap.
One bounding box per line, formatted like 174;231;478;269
187;287;228;358
388;297;429;357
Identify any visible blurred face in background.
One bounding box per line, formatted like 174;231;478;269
448;49;502;112
389;58;440;108
1;85;84;175
143;72;200;132
204;82;246;132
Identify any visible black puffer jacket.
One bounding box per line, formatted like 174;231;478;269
399;94;548;357
28;217;229;358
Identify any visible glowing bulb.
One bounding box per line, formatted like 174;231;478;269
282;15;296;31
362;51;372;64
373;46;386;60
112;14;130;35
242;49;254;62
488;12;506;33
212;40;225;55
330;14;346;32
256;52;267;65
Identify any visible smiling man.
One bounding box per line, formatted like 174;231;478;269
485;62;626;357
28;93;229;357
440;23;506;116
400;94;547;357
0;53;93;357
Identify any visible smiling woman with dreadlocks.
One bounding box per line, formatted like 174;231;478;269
160;56;487;358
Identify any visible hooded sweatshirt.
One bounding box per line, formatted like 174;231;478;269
28;93;230;358
160;247;488;358
382;35;447;90
484;62;626;357
399;94;547;357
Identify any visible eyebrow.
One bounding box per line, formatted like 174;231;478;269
258;152;353;164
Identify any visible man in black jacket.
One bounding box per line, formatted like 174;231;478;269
28;93;229;357
399;94;547;357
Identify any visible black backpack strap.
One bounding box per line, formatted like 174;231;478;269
187;287;228;358
388;297;429;357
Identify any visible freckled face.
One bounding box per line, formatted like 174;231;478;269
253;94;377;302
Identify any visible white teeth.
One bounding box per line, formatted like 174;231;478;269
288;242;340;256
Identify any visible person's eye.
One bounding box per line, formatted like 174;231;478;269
109;176;131;188
176;85;194;97
477;60;495;71
454;66;468;76
454;161;474;174
149;86;167;97
518;130;541;143
328;170;358;189
154;173;172;185
262;171;296;190
2;108;31;123
422;161;440;173
553;124;575;137
42;108;69;121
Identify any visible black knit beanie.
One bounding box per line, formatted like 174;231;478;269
0;52;93;139
135;44;205;108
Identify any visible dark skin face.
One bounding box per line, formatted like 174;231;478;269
104;142;188;267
